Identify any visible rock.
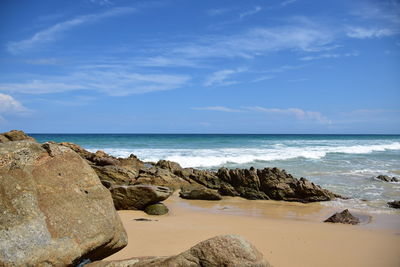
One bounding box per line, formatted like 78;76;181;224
0;130;36;143
179;185;222;200
218;183;240;196
0;141;127;266
87;235;270;267
376;175;398;182
144;203;169;215
216;167;338;202
387;200;400;209
324;209;360;225
136;166;191;189
94;165;138;186
110;184;172;210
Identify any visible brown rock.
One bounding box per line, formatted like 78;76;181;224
376;175;399;183
0;141;127;266
144;203;169;215
179;185;222;200
110;184;172;210
0;130;36;143
324;209;360;225
87;235;270;267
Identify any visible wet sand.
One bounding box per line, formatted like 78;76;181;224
107;193;400;267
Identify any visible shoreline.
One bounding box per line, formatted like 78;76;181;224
107;193;400;267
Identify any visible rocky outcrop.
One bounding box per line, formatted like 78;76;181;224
0;130;36;143
217;167;338;202
0;141;127;266
387;200;400;209
324;209;360;225
110;184;172;210
144;203;169;215
180;186;222;200
87;235;270;267
376;175;399;183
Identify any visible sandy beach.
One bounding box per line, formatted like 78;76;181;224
107;193;400;267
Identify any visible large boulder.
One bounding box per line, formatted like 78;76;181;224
87;235;270;267
324;209;360;225
0;141;127;266
110;184;172;210
179;186;222;200
0;130;36;143
135;166;191;189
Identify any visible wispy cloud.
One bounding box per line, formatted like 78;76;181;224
0;69;190;96
7;7;136;53
281;0;297;7
346;26;397;39
240;6;262;19
0;93;30;114
204;68;246;87
192;106;242;113
244;106;331;124
207;8;233;16
300;51;359;61
25;58;62;65
251;75;274;83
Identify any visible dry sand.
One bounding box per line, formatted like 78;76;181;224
107;193;400;267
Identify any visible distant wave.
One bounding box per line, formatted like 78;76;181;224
88;142;400;168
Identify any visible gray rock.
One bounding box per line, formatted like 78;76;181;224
376;175;398;182
387;200;400;209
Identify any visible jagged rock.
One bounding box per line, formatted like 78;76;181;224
0;141;127;266
387;200;400;209
87;235;270;267
144;203;169;215
110;184;172;210
218;183;240;196
0;130;36;143
94;165;138;186
136;166;191;189
324;209;360;225
376;175;399;182
180;185;222;200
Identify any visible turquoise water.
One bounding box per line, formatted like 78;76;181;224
32;134;400;212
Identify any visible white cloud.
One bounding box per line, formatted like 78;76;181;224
251;75;274;83
346;26;397;39
240;6;262;19
300;51;359;61
0;93;29;114
204;68;246;87
244;106;331;124
7;7;136;53
207;8;233;16
172;23;334;59
0;70;190;96
192;106;242;113
281;0;297;7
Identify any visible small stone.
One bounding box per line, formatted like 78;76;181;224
144;203;169;215
324;209;360;225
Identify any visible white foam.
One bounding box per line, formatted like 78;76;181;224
87;141;400;168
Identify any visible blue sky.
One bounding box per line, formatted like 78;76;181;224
0;0;399;133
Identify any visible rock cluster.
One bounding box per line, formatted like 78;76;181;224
0;140;127;266
0;129;36;143
87;235;271;267
324;209;360;225
387;200;400;209
376;175;399;183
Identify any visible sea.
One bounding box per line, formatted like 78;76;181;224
32;134;400;213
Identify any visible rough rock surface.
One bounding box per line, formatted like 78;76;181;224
0;130;36;143
376;175;399;183
144;203;169;215
0;141;127;266
324;209;360;225
110;184;172;210
387;200;400;209
87;235;270;267
180;186;222;200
